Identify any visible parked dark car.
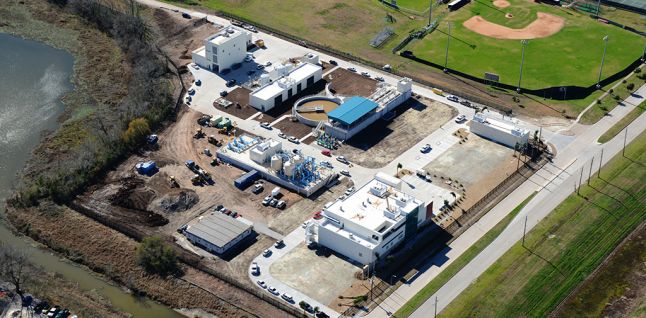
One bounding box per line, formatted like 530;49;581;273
181;12;191;19
226;79;237;87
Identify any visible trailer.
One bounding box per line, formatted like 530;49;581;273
448;0;470;11
234;170;260;189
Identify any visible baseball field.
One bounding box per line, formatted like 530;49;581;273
406;0;644;89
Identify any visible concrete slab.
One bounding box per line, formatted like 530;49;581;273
269;243;360;304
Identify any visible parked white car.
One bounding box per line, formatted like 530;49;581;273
250;262;260;275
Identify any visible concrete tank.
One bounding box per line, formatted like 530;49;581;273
270;155;282;171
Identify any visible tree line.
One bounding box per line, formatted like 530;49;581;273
12;0;175;206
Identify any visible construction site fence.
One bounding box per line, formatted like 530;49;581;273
212;10;515;115
339;152;549;317
66;200;305;318
400;52;644;101
445;154;548;237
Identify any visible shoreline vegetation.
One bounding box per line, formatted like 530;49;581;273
2;1;290;317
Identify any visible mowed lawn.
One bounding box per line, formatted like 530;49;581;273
394;0;431;12
408;0;644;89
171;0;420;60
439;130;646;317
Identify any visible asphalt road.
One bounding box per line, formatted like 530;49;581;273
404;84;646;317
134;1;644;316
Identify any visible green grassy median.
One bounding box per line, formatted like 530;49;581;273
394;192;537;318
439;130;646;317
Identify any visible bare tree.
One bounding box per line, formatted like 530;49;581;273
0;244;30;300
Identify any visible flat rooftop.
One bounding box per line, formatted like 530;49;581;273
474;113;528;137
193;46;206;57
186;212;252;248
208;27;246;46
328;96;378;126
252;63;322;100
326;178;421;232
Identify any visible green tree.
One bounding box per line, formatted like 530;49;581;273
137;236;178;275
123;117;151;147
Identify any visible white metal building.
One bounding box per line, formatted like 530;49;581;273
191;26;252;73
470;113;529;148
184;212;253;254
313;172;428;265
249;62;322;112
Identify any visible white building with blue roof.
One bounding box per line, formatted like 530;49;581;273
324;78;412;140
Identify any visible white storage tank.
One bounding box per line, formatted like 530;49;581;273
292;155;304;165
271;155;282;171
284;162;294;177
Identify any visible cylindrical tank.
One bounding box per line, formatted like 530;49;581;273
259;74;270;85
292;155;303;165
271;155;282;171
284;162;294;177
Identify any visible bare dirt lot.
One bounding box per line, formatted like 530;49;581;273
333;96;457;168
423;132;517;211
324;68;378;97
215;87;258;120
272;118;313;139
152;8;221;66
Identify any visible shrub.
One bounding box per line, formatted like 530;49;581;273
123;118;151;147
137;236;178;275
635;68;641;74
627;83;635;90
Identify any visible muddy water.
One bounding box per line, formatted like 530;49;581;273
0;33;184;318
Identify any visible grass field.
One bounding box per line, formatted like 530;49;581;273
598;99;646;143
393;192;537;318
439;130;646;317
394;0;431;12
407;0;644;89
580;74;643;124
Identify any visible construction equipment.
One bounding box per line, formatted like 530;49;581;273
169;176;179;188
191;174;202;185
208;135;221;146
210;158;219;166
255;39;265;48
194;128;205;139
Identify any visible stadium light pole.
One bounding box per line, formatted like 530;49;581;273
517;40;529;94
444;22;452;73
428;0;433;26
596;0;601;16
596;35;609;89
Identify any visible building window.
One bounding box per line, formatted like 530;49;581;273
358;252;363;257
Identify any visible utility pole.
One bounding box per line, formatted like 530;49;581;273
444;22;452;73
597;149;604;177
597;35;609;89
517;40;529;93
578;168;583;195
642;43;646;62
434;296;438;318
522;215;528;247
588;157;594;185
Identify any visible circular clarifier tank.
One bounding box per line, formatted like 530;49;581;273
293;96;342;126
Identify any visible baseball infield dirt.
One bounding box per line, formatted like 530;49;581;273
463;12;565;40
493;0;510;8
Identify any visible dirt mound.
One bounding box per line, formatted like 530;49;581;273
493;0;510;8
463;12;565;40
149;189;199;213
